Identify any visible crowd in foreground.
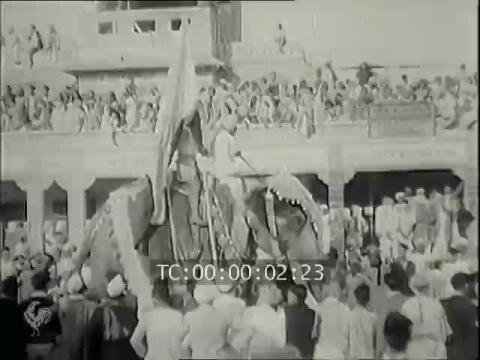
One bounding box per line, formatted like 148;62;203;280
1;62;478;136
0;212;477;360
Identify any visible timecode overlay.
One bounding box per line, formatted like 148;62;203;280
150;260;336;284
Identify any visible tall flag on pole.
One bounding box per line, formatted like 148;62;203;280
151;19;198;225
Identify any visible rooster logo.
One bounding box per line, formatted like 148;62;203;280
24;301;53;336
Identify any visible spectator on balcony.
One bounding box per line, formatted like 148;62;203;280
13;33;23;67
4;85;16;105
30;85;51;131
124;87;138;131
64;92;86;132
50;93;67;133
457;96;477;130
12;90;29;131
435;88;457;130
356;62;373;87
27;24;43;68
134;102;155;133
46;25;60;64
24;84;36;123
84;97;101;131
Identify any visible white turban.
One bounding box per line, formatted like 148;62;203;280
107;274;126;298
193;284;219;304
415;188;425;195
55;219;68;234
410;273;430;295
364;206;374;216
67;273;84;294
216;282;234;294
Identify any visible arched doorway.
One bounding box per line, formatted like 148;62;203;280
344;169;463;248
344;169;462;207
0;180;27;249
86;178;138;218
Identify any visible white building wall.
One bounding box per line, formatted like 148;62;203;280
240;0;477;68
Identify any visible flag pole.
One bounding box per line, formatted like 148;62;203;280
203;171;218;266
166;188;179;263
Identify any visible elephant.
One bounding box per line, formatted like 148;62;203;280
215;172;328;263
74;178;175;310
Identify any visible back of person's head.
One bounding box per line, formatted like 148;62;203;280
328;248;339;262
325;279;341;299
31;271;49;291
450;272;468;292
289;284;307;305
354;283;370;307
383;311;412;352
1;276;18;299
384;273;402;292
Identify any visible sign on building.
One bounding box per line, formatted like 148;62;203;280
368;102;434;138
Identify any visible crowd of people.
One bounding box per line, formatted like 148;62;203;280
2;24;61;69
0;180;477;360
0;79;163;133
1;61;478;136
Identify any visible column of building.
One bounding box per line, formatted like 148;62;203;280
327;143;347;259
17;176;95;253
57;176;95;248
463;133;478;255
16;178;52;253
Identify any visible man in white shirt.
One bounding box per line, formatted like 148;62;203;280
313;280;350;360
375;196;396;263
184;284;229;359
230;283;285;354
213;282;246;328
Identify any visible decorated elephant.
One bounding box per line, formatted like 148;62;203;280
74;178;174;311
214;172;328;263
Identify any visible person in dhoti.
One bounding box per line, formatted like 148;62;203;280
346;205;368;250
394;192;415;256
412;188;436;251
183;283;230;359
429;188;450;262
375;196;397;263
401;273;451;359
312;279;350;360
230;283;285;356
